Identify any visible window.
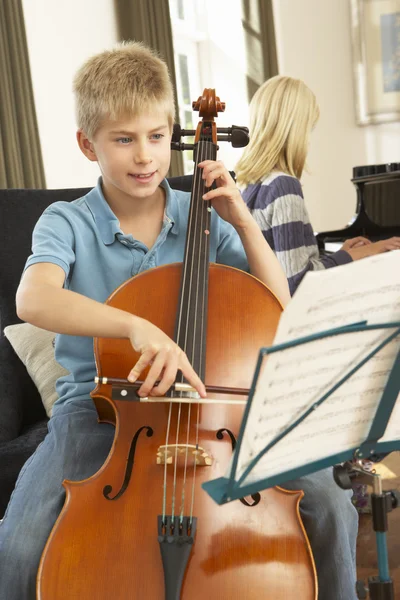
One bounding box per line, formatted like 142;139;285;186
170;0;249;175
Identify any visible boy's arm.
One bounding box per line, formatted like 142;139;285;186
17;263;206;398
198;160;291;307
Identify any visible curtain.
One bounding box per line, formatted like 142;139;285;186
242;0;279;101
114;0;184;177
0;0;46;188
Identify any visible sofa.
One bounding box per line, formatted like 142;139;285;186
0;175;194;518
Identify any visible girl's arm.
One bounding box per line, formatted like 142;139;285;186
252;175;351;295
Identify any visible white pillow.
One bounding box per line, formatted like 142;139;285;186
4;323;69;417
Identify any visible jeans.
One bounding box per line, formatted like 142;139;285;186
0;398;358;600
284;470;358;599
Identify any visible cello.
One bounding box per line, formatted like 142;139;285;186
37;89;317;599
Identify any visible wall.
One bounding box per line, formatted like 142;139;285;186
22;0;118;189
22;0;250;188
273;0;400;231
22;1;400;229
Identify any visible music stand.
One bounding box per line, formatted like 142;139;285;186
202;252;400;599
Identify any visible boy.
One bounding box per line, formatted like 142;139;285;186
0;42;357;599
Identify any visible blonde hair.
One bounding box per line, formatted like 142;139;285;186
73;41;175;139
235;76;319;187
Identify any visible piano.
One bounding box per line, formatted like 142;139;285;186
316;163;400;253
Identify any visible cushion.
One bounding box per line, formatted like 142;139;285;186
4;323;68;417
0;419;49;519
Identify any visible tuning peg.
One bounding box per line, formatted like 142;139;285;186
172;124;181;143
172;124;195;142
171;141;195;152
216;125;249;148
231;126;249;148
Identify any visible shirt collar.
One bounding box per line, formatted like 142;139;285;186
84;177;180;245
161;178;180;236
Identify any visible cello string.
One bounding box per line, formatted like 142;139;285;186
179;133;209;523
189;134;212;524
176;131;207;523
162;144;202;523
168;124;206;526
199;137;212;412
173;135;204;374
170;400;183;524
161;401;173;525
162;135;201;528
179;399;192;524
189;399;201;525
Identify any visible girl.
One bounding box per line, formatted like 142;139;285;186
235;75;400;295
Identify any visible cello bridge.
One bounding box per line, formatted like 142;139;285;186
156;444;213;466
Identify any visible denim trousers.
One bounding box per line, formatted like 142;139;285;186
0;398;358;600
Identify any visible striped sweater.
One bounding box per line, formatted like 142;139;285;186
242;172;352;295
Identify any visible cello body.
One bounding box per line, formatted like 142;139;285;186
37;264;317;599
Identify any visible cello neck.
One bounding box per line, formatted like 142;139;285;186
173;122;217;380
173;88;225;381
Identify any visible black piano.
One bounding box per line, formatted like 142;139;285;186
316;163;400;252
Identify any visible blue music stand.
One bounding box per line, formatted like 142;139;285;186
203;321;400;600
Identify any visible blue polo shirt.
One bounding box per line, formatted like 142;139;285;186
24;177;249;408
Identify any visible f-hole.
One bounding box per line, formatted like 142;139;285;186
103;425;153;501
216;428;261;507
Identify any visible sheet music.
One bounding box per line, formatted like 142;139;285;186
381;393;400;442
233;251;400;488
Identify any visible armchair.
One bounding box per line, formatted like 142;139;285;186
0;176;193;517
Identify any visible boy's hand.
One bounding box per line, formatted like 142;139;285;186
198;160;251;231
127;317;206;399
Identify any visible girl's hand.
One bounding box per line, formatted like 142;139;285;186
345;236;400;260
127;316;206;398
341;236;371;251
198;160;251;230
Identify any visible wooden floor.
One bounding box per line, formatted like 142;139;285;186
356;451;400;594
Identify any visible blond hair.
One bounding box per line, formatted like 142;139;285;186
73;41;175;138
235;76;319;187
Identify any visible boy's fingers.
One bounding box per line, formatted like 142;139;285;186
199;161;227;177
203;166;226;182
137;351;168;397
179;355;206;397
128;349;156;383
203;187;232;201
148;354;179;397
